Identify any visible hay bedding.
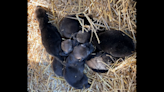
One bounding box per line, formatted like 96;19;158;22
28;0;136;91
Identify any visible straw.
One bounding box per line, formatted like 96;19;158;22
28;0;137;91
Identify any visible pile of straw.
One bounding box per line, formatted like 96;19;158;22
28;0;136;91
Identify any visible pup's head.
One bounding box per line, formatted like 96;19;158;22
73;43;94;61
35;6;48;23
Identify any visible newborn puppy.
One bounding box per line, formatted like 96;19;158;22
35;6;63;57
70;43;95;62
59;15;79;38
52;56;64;77
63;61;90;89
63;43;94;89
73;43;94;61
92;30;135;57
59;14;93;38
35;6;65;76
85;52;113;73
65;43;94;64
73;31;91;43
60;39;79;56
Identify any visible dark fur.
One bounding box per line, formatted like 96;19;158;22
35;6;63;57
72;43;95;61
92;30;135;57
59;15;79;38
65;43;94;64
60;39;79;56
91;69;108;73
73;31;91;43
63;43;94;89
35;6;65;76
59;14;93;38
52;56;64;77
63;61;90;89
61;39;73;54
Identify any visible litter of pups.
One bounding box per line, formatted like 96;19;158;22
35;6;135;89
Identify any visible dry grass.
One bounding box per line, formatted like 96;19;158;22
27;0;137;91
